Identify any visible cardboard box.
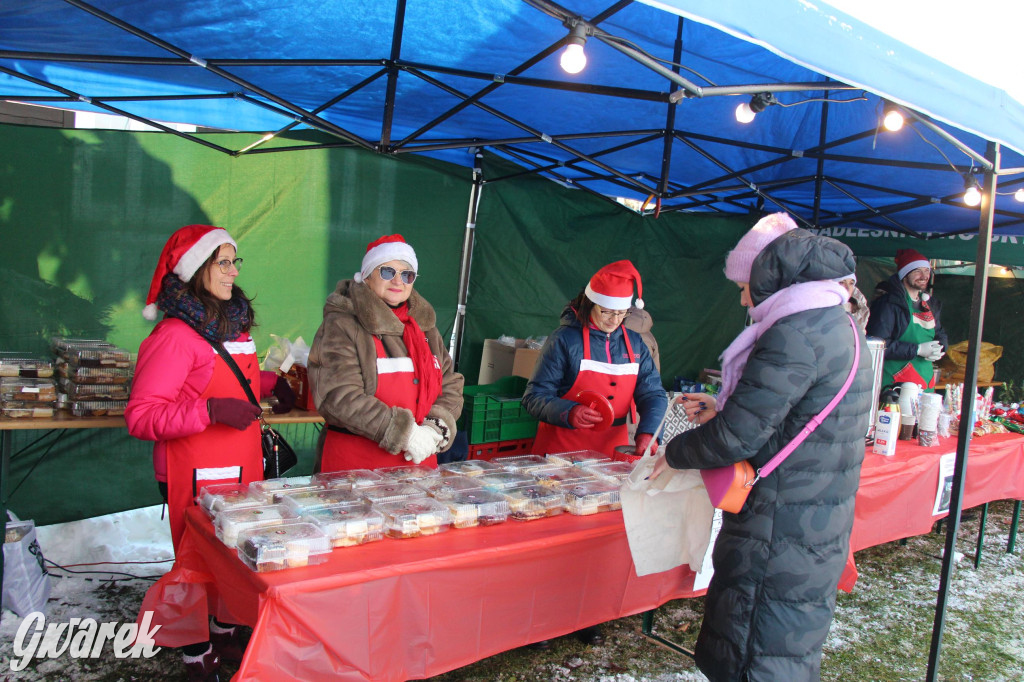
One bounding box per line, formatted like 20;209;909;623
512;347;541;380
478;339;523;385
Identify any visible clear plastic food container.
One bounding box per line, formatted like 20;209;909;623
414;475;484;501
0;400;55;419
502;484;565;521
51;339;133;368
279;487;365;514
301;505;385;548
70;399;128;417
475;471;537;491
545;449;612;467
492;454;559;474
582;460;637;482
0;354;54;379
443;489;510;528
0;378;57;402
250;476;324;503
236;522;331;572
56;377;132;400
375;498;453;539
313;468;385;490
562;479;622;515
438;459;501;477
375;463;441;483
55;366;133;385
215;504;299;548
197;483;269;517
531;467;599;488
360;483;429;504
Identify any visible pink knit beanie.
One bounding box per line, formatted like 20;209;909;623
724;212;798;283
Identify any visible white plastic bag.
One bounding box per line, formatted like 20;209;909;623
620;451;715;577
263;335;310;373
3;517;51;617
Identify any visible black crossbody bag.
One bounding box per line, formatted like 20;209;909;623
208;341;298;479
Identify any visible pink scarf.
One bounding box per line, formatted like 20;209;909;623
716;281;849;408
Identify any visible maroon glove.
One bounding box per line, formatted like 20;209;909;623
569;404;603;429
271;376;297;414
207;397;262;430
633;433;658;458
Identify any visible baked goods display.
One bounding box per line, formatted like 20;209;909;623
0;378;57;402
56;366;132;385
442;489;510;528
313;468;385;490
0;354;53;379
0;400;55;418
581;460;636;482
438;459;500;477
301;505;384;548
236;522;331;572
56;377;131;400
561;480;622;516
530;467;599;489
501;484;565;521
413;475;484;501
50;338;133;369
215;504;299;548
376;498;453;539
70;399;128;417
280;488;365;514
250;476;325;503
492;454;558;474
545;449;611;468
475;471;536;491
361;483;429;505
198;483;269;516
375;464;441;484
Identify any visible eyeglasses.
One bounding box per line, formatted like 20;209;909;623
214;258;243;274
378;265;417;285
595;307;629;320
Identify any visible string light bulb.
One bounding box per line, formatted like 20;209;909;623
735;92;775;124
963;175;982;207
1015;188;1024;203
882;103;905;132
560;23;589;75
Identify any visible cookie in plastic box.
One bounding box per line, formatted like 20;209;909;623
531;467;599;489
198;483;269;517
439;459;500;477
492;454;558;475
237;522;330;572
443;489;510;528
302;505;384;548
562;479;622;515
501;483;565;521
545;449;611;467
313;468;384;490
376;498;453;539
215;504;299;548
375;463;441;483
361;482;429;504
279;487;366;514
250;476;324;503
475;471;537;491
414;475;484;501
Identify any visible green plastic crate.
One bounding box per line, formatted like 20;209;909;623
459;376;538;444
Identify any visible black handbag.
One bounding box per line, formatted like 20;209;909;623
208;341;298;479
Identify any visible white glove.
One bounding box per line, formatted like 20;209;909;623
917;341;945;362
403;424;443;464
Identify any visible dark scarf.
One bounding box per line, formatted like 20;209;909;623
156;273;250;343
391;302;443;422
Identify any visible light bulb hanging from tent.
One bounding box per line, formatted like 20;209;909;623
882;102;905;132
1015;188;1024;203
735;93;776;124
963;174;982;207
560;22;589;74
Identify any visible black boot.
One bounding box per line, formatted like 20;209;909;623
577;625;605;646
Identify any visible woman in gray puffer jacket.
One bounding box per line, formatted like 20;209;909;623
655;214;874;681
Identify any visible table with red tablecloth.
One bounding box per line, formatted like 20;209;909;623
141;506;700;682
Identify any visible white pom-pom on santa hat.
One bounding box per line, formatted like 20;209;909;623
585;259;644;311
353;234;418;283
141;225;237;320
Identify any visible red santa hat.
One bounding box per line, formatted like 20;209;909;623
895;248;930;280
585;260;644;310
142;224;237;320
354;234;418;283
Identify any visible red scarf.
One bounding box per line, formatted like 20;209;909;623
392;303;443;422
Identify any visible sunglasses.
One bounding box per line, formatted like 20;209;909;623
378;265;417;285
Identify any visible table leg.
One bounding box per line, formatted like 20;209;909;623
640;608;695;658
973;503;988;569
0;430;9;623
1009;500;1022;554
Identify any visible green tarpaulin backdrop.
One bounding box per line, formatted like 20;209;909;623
2;124;1020;524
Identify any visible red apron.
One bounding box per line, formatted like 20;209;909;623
532;326;639;458
319;336;436;472
165;338;263;551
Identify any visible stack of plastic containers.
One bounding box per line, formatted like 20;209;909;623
51;338;134;416
0;352;56;418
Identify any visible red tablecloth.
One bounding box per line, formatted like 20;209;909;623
838;432;1024;590
141;506;699;682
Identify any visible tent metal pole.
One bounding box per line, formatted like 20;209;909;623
380;0;407;149
905;111;994;172
395;130;663;155
925;141;999;682
812;85;831;225
656;17;685;198
449;150;484;367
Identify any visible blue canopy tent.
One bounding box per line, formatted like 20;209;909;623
2;1;1021;677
